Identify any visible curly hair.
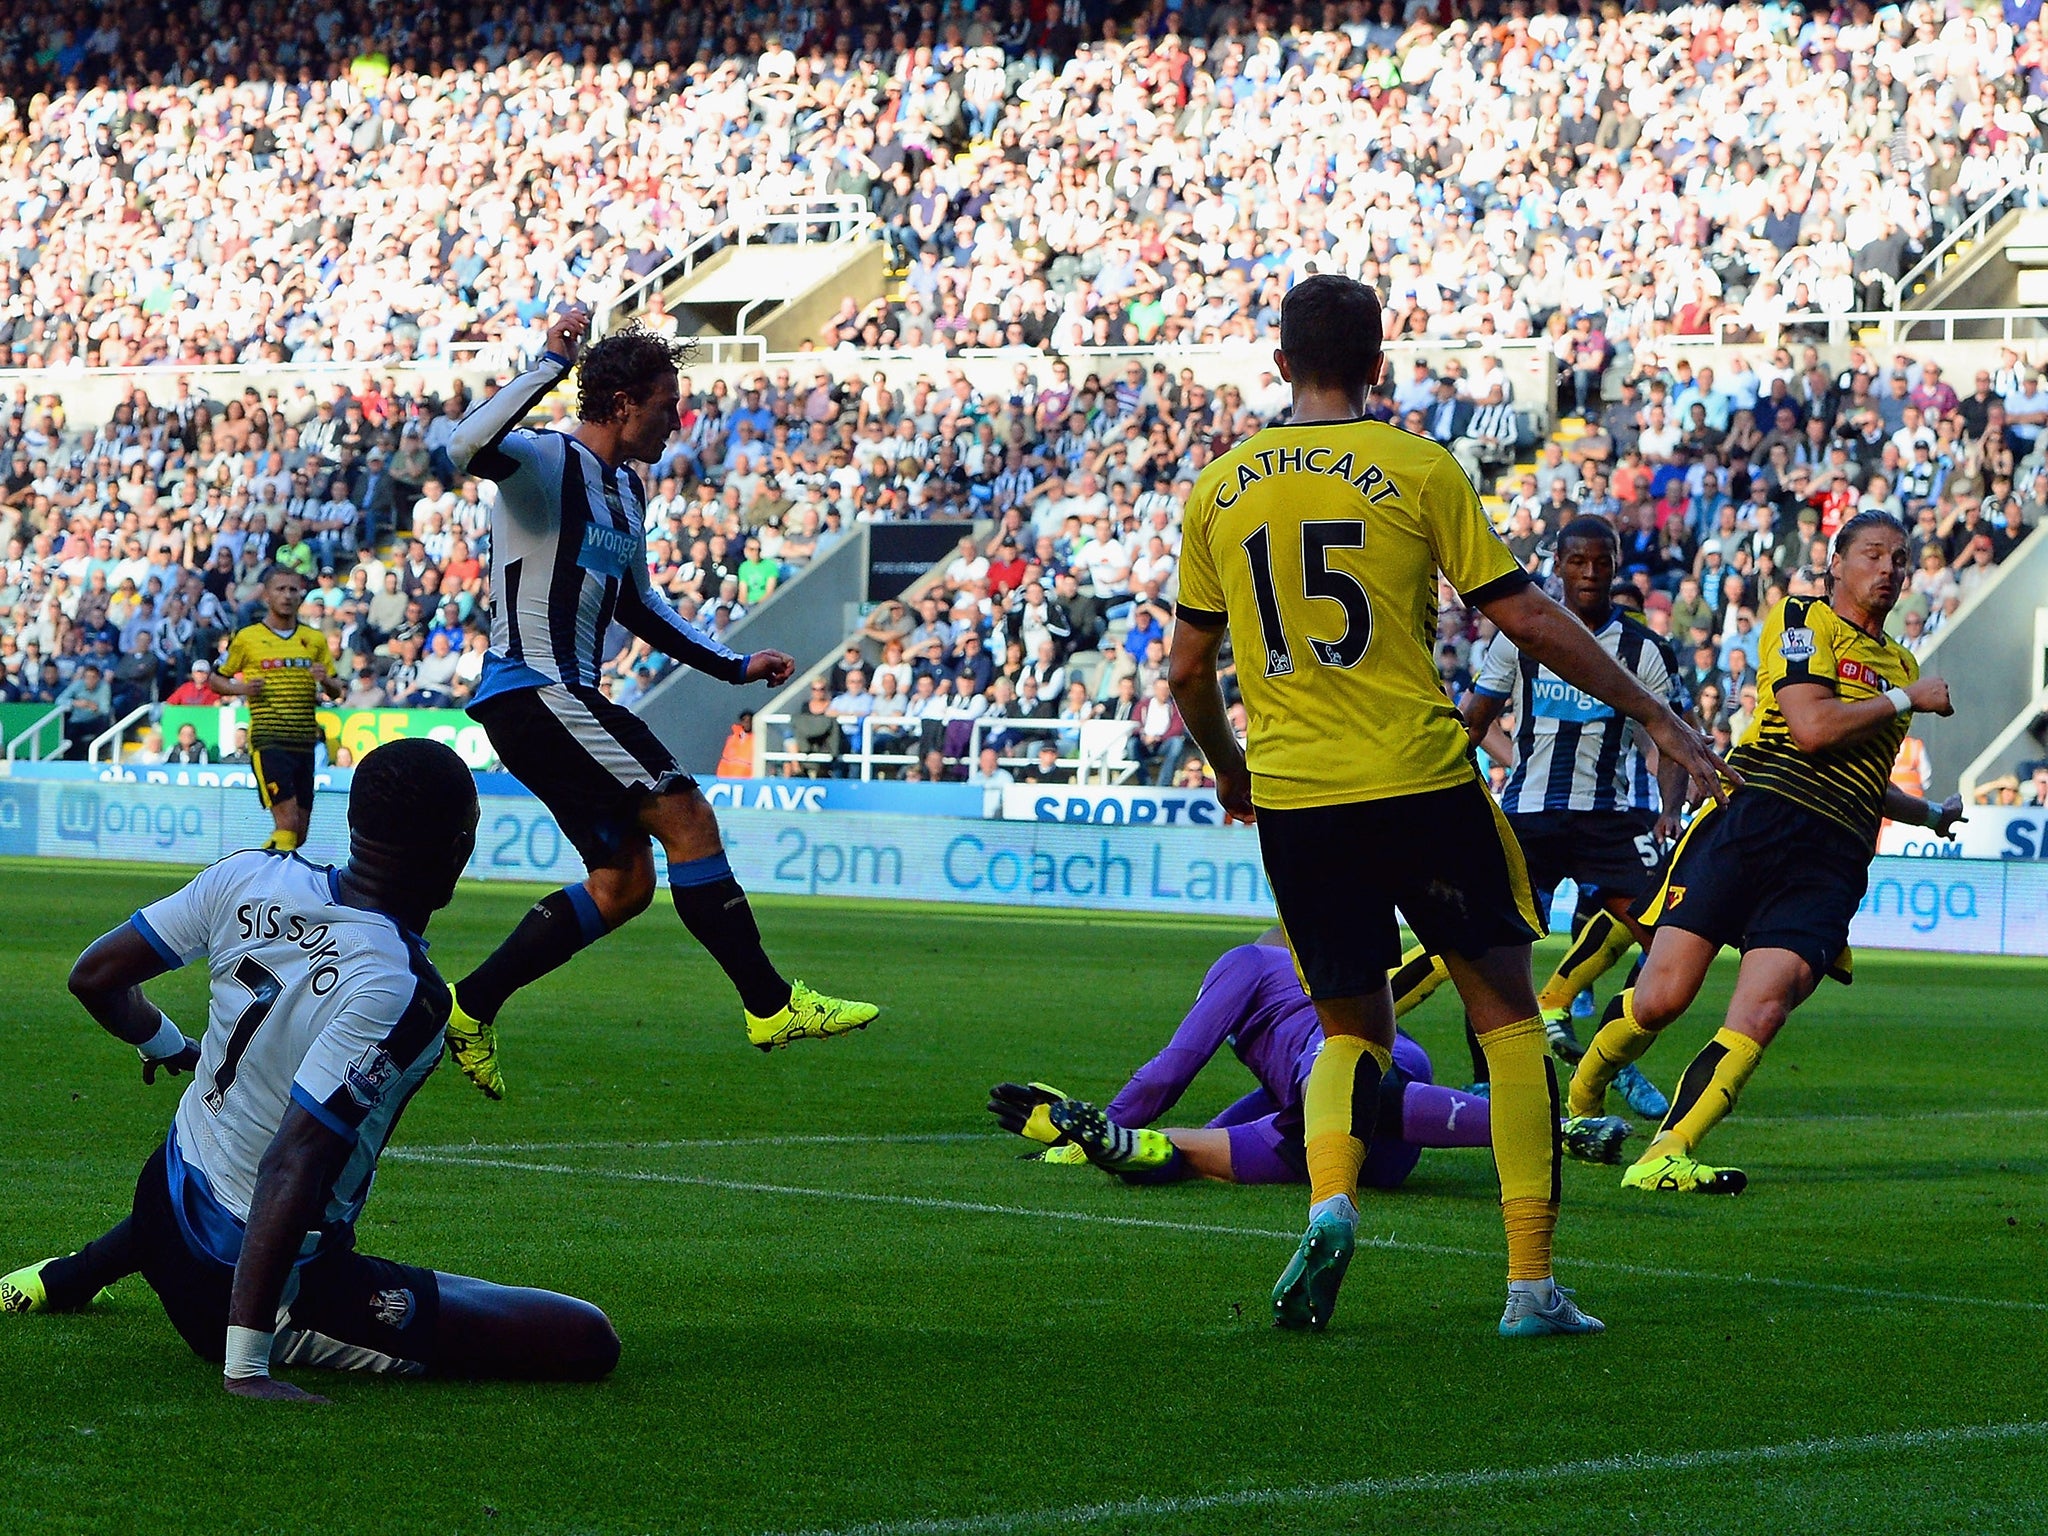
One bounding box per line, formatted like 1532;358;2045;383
576;325;697;423
350;737;477;855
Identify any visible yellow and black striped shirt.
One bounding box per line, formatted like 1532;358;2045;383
1728;595;1915;846
221;622;329;749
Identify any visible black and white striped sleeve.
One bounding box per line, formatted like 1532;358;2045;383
290;967;449;1143
449;353;574;482
615;559;750;684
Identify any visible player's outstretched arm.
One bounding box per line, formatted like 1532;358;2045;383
1166;614;1251;821
68;923;199;1083
1480;584;1735;808
1457;687;1509;750
449;308;588;481
612;559;781;685
221;1104;351;1403
1776;675;1952;755
1882;783;1966;837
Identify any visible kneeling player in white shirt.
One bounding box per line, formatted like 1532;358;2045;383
0;739;618;1401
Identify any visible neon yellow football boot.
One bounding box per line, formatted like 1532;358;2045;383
1;1259;53;1314
444;993;504;1100
1620;1151;1747;1195
746;981;879;1051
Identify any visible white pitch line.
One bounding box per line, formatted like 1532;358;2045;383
405;1133;987;1155
762;1420;2048;1536
406;1102;2048;1159
382;1149;2048;1313
1740;1105;2048;1126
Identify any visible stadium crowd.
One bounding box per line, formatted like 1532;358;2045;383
0;0;2039;368
0;0;2042;785
4;327;2046;776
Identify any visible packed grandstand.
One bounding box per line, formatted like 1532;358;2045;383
1;0;2045;800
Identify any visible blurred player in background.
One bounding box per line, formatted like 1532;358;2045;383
1;741;618;1399
442;308;875;1098
1567;511;1964;1194
988;939;1631;1185
207;565;344;852
1168;273;1728;1336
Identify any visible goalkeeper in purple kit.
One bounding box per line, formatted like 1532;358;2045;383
990;940;1631;1184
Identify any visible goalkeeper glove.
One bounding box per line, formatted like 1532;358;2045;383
987;1082;1074;1146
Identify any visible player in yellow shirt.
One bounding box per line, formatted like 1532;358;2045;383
208;566;343;852
1167;273;1729;1338
1566;510;1964;1194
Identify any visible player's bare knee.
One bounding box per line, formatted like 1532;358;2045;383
1629;984;1683;1033
563;1304;621;1380
588;863;656;924
648;784;722;861
1726;1000;1789;1048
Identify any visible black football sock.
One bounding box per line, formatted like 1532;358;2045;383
1465;1015;1490;1084
456;886;609;1023
669;854;792;1017
39;1218;139;1311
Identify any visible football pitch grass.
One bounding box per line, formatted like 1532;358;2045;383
4;859;2046;1535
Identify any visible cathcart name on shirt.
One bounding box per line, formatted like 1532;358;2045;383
1213;448;1403;509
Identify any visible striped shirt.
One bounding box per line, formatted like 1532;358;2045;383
1728;594;1915;845
132;851;447;1266
1474;612;1674;815
451;355;748;705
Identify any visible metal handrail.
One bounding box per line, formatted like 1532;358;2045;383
752;710;1140;785
3;703;64;764
1649;304;2048;352
1892;154;2048;306
601;196;878;332
87;702;158;764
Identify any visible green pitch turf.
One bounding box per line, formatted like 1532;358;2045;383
3;860;2046;1535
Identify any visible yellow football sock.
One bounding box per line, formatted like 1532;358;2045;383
1302;1033;1394;1206
1389;944;1450;1019
263;828;301;852
1477;1014;1560;1281
1568;989;1659;1118
1537;909;1635;1015
1643;1028;1763;1162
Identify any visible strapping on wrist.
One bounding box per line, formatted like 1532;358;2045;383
223;1325;273;1381
137;1014;186;1062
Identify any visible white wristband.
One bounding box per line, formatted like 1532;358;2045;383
1884;686;1913;717
137;1014;186;1062
223;1325;273;1381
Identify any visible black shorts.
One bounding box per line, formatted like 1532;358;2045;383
1257;778;1543;999
1509;808;1664;908
1636;789;1868;983
130;1143;442;1374
470;683;695;866
250;746;316;811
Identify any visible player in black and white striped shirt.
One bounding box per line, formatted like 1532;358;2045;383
1394;519;1690;1115
2;742;618;1398
444;310;877;1097
1464;518;1691;1087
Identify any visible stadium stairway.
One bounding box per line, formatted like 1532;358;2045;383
1906;207;2026;313
661;241;888;351
632;523;875;774
1917;526;2048;797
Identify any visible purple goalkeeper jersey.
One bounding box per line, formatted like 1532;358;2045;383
1106;944;1427;1127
